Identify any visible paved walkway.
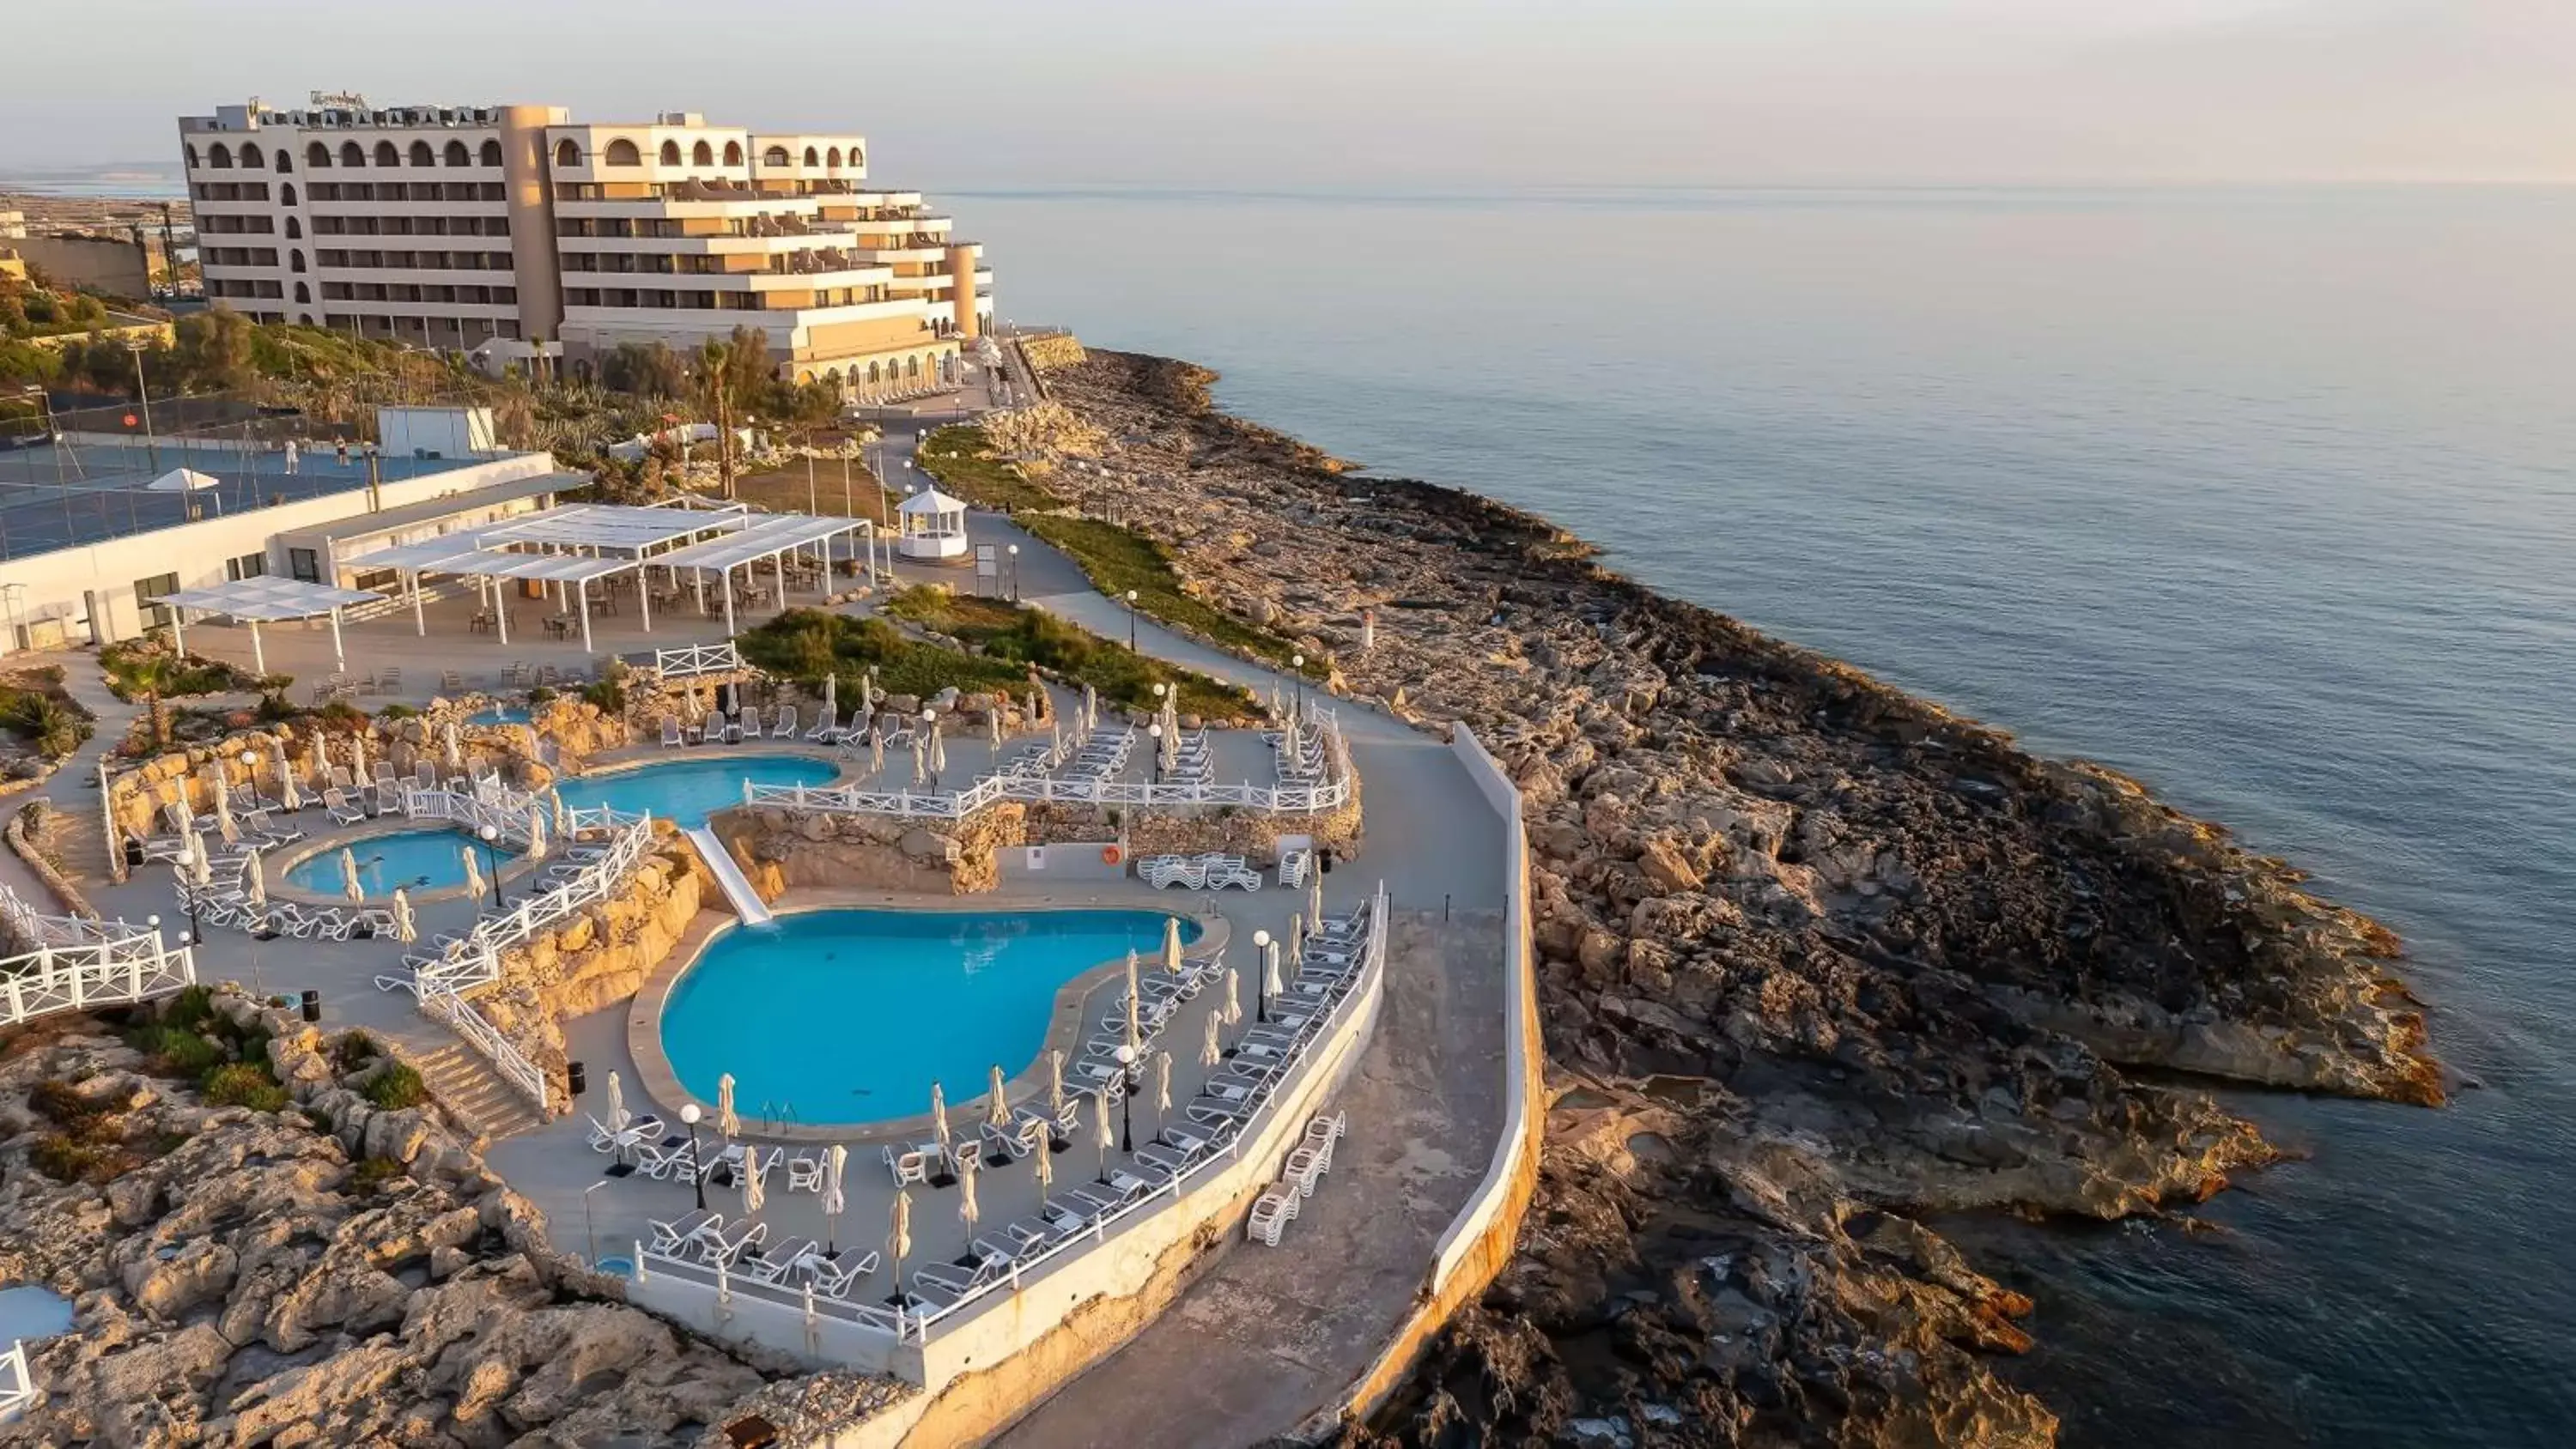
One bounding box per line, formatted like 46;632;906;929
994;912;1504;1449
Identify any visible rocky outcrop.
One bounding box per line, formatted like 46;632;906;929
471;828;713;1098
0;991;860;1446
717;800;1024;897
1027;349;2443;1445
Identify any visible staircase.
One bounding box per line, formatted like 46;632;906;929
412;1040;545;1142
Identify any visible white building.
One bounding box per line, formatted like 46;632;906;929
177;97;992;396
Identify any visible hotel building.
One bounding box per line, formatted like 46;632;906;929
176;99;990;393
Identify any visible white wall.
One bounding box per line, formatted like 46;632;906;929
0;451;556;650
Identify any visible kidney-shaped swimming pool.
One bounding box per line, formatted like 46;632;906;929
659;908;1197;1126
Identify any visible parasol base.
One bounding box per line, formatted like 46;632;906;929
603;1162;636;1179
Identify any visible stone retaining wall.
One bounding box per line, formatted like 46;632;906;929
470;827;713;1103
1312;724;1546;1435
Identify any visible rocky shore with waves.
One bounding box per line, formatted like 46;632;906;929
1022;348;2443;1446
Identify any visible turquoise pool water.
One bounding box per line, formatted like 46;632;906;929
283;827;475;894
661;909;1198;1125
555;755;839;828
469;704;531;725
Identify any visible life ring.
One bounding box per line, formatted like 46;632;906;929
1102;845;1124;867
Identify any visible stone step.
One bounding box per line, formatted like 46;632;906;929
408;1040;544;1142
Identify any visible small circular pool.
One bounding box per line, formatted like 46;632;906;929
283;827;476;894
556;755;839;828
661;909;1197;1126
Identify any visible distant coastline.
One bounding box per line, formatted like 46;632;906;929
0;170;185;201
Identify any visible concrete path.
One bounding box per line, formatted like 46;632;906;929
0;658;142;912
993;912;1505;1449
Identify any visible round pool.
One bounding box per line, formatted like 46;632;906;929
660;909;1198;1126
283;827;475;894
556;755;839;829
469;704;532;726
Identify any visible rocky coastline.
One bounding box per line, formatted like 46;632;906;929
1024;349;2443;1446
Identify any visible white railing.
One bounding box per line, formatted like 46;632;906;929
631;881;1388;1357
654;642;744;678
741;712;1353;822
0;1338;33;1423
897;881;1388;1343
398;805;657;1115
1;925;197;1028
399;784;537;849
419;983;550;1107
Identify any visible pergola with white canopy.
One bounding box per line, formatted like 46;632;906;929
651;512;883;637
896;486;970;561
159;577;383;674
341;500;880;650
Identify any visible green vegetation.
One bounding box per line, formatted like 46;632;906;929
360;1063;428;1112
1016;514;1323;676
0;666;92;761
25;1076;143;1184
581;676;627;715
739;608;1025;705
125;1022;226;1076
916;426;1066;512
349;1155;408;1193
101;640;275;749
123;986;292;1115
201;1062;290;1113
330;1029;380;1071
882;587;1253;720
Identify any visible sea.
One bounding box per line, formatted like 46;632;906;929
956;185;2576;1447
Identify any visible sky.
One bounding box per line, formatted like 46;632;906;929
3;0;2570;186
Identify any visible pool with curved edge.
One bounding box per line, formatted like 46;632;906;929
660;908;1199;1127
554;754;839;828
468;705;532;725
282;827;475;894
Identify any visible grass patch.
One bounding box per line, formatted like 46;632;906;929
734;453;904;522
360;1063;428;1111
884;587;1251;721
125;1022;227;1077
738;608;1028;706
202;1062;290;1113
1016;514;1321;675
915;425;1066;512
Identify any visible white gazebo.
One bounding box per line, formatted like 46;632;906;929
158;577;384;675
896;485;970;563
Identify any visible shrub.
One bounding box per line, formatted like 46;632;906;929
125;1022;225;1076
30;1133;106;1183
163;984;216;1032
348;1155;407;1194
360;1063;427;1111
581;677;626;714
378;702;419;719
201;1063;289;1113
27;1078;98;1130
329;1030;380;1071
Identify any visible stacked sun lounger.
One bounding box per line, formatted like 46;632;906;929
1135;852;1261;891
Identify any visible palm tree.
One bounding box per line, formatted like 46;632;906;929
105;651;181;749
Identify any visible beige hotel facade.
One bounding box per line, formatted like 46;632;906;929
179;98;990;394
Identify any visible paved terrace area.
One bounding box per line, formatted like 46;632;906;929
10;420;1515;1445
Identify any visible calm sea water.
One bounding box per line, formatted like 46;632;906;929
959;185;2576;1446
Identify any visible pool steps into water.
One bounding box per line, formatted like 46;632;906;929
685;825;773;927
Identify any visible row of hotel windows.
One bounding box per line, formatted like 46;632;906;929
322;282;516;305
204;214;510;240
551;213;930;240
191;180;506;206
561;287;878;312
205;279;516;306
187;138;505;171
548;138;863;170
308;182;506;203
315;250;512;271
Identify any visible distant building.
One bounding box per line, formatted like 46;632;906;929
5;233;154;299
175;99;991;396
